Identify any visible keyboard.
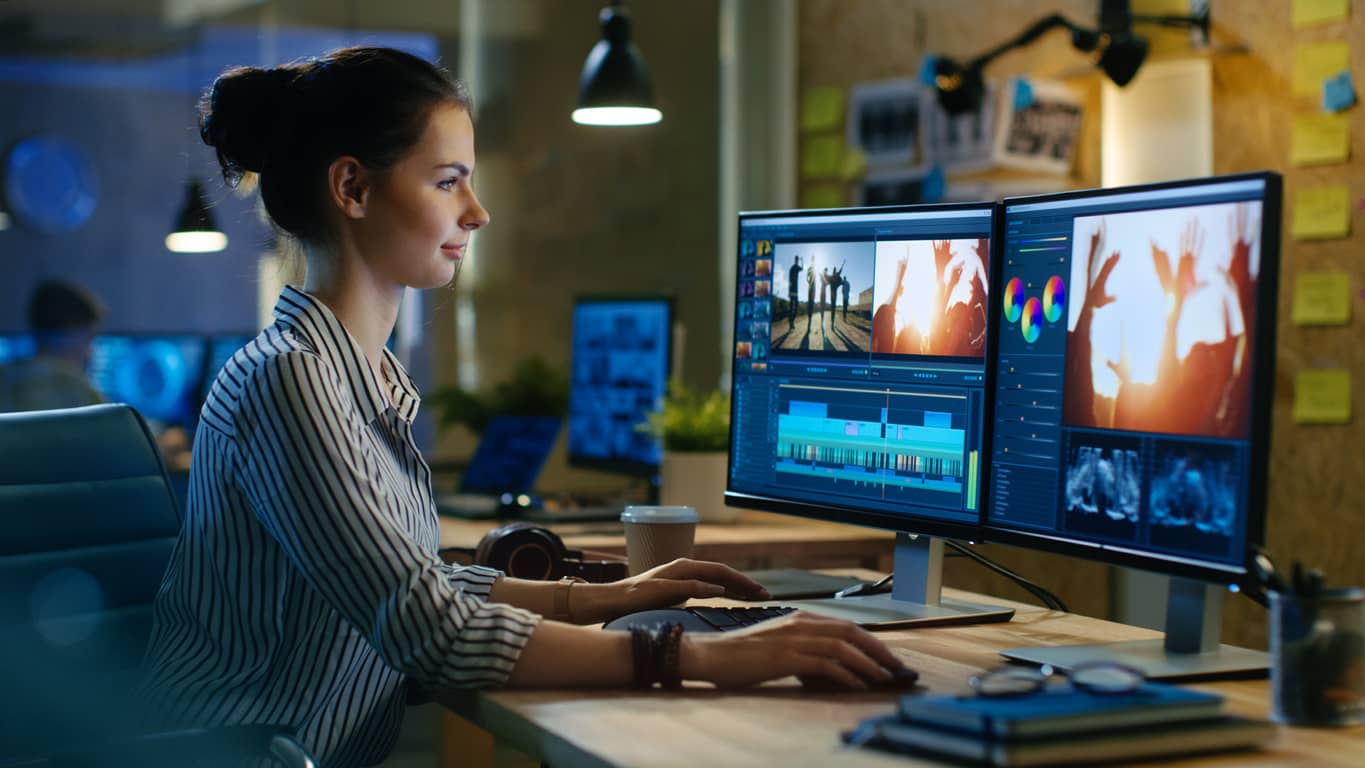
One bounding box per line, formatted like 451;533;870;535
602;605;797;633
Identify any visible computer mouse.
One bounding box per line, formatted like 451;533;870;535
602;608;719;633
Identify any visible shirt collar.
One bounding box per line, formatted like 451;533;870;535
272;286;421;424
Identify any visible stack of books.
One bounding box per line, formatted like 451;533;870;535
843;682;1273;766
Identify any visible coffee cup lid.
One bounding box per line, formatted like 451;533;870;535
620;505;699;524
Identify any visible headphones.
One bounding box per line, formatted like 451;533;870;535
448;522;628;583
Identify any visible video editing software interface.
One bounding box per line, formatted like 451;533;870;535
989;177;1274;574
567;298;671;474
730;205;994;526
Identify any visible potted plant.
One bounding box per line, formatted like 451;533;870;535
644;383;739;523
428;356;568;436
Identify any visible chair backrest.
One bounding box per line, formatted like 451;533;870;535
0;404;181;759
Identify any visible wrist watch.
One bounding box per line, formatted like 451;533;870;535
553;576;588;622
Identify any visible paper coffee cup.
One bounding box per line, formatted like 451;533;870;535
620;505;699;575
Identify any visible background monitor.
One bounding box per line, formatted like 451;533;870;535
725;202;1011;627
89;334;207;428
985;172;1281;677
566;296;673;479
0;334;36;365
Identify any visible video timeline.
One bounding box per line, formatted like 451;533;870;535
773;384;978;511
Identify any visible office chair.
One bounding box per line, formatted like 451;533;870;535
0;404;315;768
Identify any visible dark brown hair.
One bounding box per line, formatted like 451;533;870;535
198;46;472;245
28;280;103;333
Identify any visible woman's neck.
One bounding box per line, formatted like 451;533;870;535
301;245;402;373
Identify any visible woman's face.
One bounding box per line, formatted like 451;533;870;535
353;102;490;290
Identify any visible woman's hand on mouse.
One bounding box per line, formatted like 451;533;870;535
681;611;906;690
570;558;769;624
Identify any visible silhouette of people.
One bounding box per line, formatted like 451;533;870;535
872;257;908;353
787;255;802;323
806;254;817;323
841;272;851;319
0;280;104;413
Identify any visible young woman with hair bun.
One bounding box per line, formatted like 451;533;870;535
141;46;904;768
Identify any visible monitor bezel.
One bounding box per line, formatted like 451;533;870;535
979;171;1281;587
565;293;675;477
724;200;999;542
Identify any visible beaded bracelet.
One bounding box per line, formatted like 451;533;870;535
630;622;685;689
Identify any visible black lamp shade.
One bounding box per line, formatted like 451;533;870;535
165;178;227;253
573;3;661;125
933;57;986;116
1097;33;1148;87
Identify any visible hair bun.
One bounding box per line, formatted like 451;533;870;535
199;65;297;185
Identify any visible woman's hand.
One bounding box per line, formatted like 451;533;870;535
681;611;905;690
572;558;770;625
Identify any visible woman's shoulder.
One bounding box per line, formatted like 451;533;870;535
202;327;347;423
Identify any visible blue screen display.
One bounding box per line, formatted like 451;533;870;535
0;334;36;364
89;335;206;426
567;299;671;474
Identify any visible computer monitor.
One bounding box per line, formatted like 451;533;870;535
201;333;255;401
0;334;36;365
566;296;673;485
89;334;207;428
985;172;1281;678
725;202;1013;628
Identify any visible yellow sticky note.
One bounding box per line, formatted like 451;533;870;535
1294;369;1352;424
1291;185;1350;239
801;87;845;133
1293;271;1352;325
839;148;867;181
801;135;844;179
1293;0;1349;29
800;184;846;209
1294;41;1350;97
1291;113;1350;166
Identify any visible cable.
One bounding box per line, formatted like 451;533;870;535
945;540;1070;613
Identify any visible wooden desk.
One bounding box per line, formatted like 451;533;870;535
436;583;1363;767
439;510;897;572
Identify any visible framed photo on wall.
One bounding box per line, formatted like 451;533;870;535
993;78;1083;175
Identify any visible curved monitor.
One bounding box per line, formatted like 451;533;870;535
984;173;1280;586
725;202;1011;628
89;334;207;428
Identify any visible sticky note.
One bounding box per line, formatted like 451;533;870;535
922;166;946;203
800;87;845;133
1323;70;1357;112
1292;272;1352;325
1290;112;1350;165
800;184;845;210
1294;41;1350;97
801;135;843;178
1291;185;1350;239
918;55;939;87
1013;78;1035;110
839;148;867;181
1294;369;1351;424
1293;0;1349;29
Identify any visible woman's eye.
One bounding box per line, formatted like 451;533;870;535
437;179;458;191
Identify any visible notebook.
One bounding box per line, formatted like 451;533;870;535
896;681;1224;739
847;713;1273;767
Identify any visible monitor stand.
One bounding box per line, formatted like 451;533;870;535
1000;576;1268;680
785;533;1015;629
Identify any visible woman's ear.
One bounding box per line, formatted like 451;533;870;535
327;156;370;220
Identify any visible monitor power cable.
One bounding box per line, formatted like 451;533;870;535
945;540;1070;613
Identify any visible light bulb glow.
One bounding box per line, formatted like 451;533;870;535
572;106;662;126
165;230;228;253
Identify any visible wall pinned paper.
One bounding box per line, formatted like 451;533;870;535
801;86;845;133
800;134;844;179
1293;41;1350;97
1293;369;1352;424
1292;271;1352;325
1290;112;1350;165
1291;185;1351;239
1293;0;1350;29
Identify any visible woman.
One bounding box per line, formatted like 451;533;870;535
141;46;904;768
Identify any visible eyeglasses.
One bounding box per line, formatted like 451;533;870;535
968;661;1145;697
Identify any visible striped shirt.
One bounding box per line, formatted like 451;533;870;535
142;286;540;767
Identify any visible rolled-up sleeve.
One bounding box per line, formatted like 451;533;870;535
235;351;539;687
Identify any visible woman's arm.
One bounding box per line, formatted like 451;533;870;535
487;558;771;625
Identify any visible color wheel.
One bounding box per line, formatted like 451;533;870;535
1021;297;1043;343
1043;276;1065;323
1003;277;1025;323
